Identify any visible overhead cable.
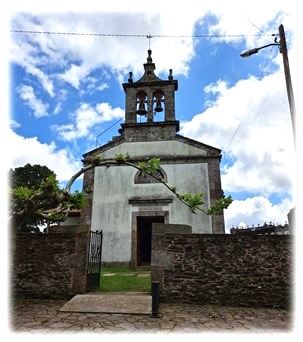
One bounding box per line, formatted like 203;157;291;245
10;29;265;39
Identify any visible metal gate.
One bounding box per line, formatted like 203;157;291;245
86;230;103;291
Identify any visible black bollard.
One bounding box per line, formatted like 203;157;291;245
151;281;160;317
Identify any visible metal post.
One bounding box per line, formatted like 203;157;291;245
279;24;296;148
151;281;160;317
240;24;296;148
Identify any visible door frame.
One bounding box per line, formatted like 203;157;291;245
131;210;169;268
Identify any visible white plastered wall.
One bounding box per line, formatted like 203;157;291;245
90;140;212;263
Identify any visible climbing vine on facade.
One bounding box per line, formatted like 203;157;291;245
10;154;232;231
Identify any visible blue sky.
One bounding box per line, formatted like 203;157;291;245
3;0;300;232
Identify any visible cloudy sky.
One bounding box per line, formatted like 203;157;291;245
3;0;300;232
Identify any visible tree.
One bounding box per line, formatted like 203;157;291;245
9;163;56;189
8;164;84;233
9;155;232;233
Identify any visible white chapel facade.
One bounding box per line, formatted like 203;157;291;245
81;50;225;267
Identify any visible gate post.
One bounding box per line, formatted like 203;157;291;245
151;281;160;317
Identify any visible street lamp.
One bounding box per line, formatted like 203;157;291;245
240;24;296;147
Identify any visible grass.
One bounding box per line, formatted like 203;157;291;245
98;267;151;293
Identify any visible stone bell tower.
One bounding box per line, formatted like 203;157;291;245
120;50;180;142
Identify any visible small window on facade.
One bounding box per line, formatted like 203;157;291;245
134;167;167;184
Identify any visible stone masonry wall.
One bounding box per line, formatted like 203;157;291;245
12;226;89;298
151;231;292;309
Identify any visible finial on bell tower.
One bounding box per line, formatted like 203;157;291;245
147;49;152;63
128;71;133;83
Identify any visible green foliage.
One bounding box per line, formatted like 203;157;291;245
40;174;59;192
115;153;130;163
169;186;177;193
133;157;232;215
90;155;103;165
147;157;161;174
177;193;205;214
9;186;34;217
11;186;34;202
9;163;56;189
137;157;161;177
68;190;86;209
138;161;147;173
9;164;86;233
207;195;233;215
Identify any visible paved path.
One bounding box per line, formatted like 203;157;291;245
9;296;293;334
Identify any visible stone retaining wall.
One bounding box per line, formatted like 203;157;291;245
151;227;292;308
11;225;89;298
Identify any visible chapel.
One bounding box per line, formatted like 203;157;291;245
80;50;225;267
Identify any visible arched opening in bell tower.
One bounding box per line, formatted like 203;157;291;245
153;89;165;122
136;90;148;123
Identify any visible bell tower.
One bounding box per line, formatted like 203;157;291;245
120;50;179;142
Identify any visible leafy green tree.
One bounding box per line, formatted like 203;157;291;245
9;163;56;189
9;164;85;233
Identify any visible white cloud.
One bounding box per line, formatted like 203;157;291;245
10;36;55;97
52;102;124;141
9;119;20;128
7;129;81;182
59;63;90;89
80;77;109;96
95;102;124;121
8;10;200;89
224;196;294;232
180;71;296;196
18;85;49;118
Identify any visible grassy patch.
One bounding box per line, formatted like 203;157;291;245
99;267;151;293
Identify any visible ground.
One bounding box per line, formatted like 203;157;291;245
9;296;293;334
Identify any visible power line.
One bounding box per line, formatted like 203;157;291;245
225;20;278;152
10;29;265;39
224;45;277;153
11;27;276;151
248;20;278;42
95;116;125;147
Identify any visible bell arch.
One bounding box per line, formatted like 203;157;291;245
153;89;165;121
136;90;148;116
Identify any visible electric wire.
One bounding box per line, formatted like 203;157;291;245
224;44;277;154
248;20;278;42
223;20;279;154
95;116;125;147
10;29;265;39
11;27;278;149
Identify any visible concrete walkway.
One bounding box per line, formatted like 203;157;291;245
59;292;152;315
9;295;293;334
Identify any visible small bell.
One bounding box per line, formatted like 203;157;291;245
136;101;147;115
154;100;163;112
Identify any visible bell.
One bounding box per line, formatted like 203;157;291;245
136;102;147;115
154;100;163;112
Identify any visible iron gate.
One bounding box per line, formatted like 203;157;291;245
86;230;103;291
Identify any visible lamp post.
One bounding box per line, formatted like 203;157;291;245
240;24;296;147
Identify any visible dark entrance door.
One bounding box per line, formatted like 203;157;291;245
137;216;164;266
